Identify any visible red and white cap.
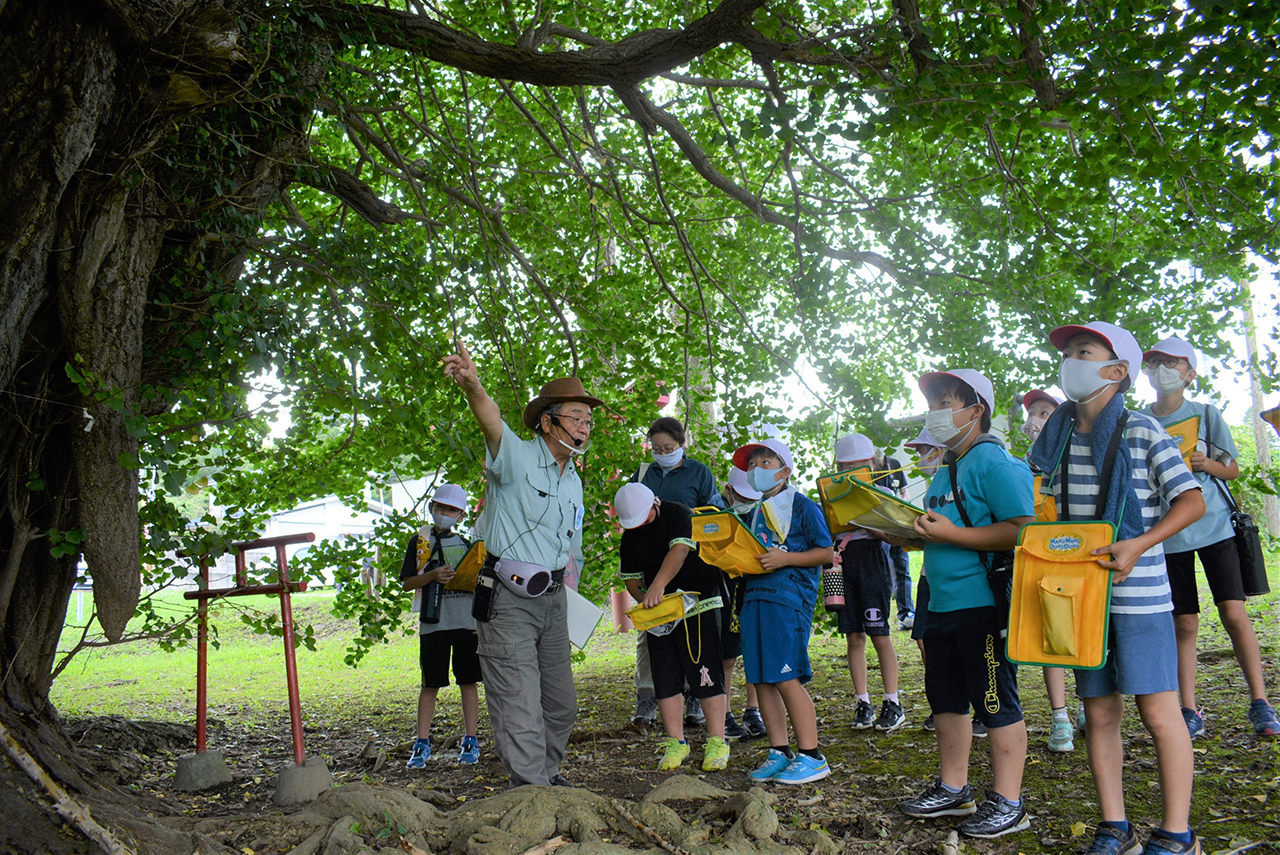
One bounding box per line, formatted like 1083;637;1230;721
1142;335;1197;370
732;438;794;472
613;482;656;529
1049;320;1143;394
918;369;995;416
1021;389;1060;412
834;433;875;463
725;466;762;501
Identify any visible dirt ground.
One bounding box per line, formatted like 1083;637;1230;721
48;626;1280;855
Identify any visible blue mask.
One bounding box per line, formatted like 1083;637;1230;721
749;466;783;493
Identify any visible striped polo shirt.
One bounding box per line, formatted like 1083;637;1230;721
1041;411;1199;615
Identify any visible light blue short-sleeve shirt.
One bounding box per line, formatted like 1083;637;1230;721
1138;400;1237;553
483;423;584;570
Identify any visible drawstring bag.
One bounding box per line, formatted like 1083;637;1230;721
626;591;721;662
1007;521;1116;669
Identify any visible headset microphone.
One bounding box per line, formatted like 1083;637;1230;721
549;415;584;447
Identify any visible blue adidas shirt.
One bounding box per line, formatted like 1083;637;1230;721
923;440;1035;613
742;490;833;614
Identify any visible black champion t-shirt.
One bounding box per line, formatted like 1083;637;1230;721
620;502;721;598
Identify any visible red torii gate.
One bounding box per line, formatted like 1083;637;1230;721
184;532;316;765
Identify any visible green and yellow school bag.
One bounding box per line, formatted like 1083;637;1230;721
1007;521;1115;669
689;507;770;577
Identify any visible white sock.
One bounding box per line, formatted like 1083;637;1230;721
885;692;900;705
1052;707;1069;722
857;693;871;704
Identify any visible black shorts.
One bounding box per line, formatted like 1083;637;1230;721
835;539;893;636
923;607;1022;728
911;576;930;641
649;609;725;701
419;629;482;688
719;575;743;660
1167;537;1246;614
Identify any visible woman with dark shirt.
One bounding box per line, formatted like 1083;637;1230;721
624;417;726;731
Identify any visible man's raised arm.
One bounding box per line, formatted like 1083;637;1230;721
443;340;504;459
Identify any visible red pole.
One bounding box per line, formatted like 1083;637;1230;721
276;544;307;766
196;557;209;754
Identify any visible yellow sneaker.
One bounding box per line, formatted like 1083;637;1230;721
658;737;691;770
702;736;730;771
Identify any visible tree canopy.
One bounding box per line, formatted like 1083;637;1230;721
1;0;1278;712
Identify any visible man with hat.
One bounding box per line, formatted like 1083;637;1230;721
443;340;602;787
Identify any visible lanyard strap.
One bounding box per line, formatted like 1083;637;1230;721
1059;411;1128;521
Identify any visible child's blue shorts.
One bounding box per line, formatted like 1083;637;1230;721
1075;610;1179;698
740;600;812;685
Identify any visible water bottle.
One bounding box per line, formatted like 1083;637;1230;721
822;567;845;611
422;579;443;623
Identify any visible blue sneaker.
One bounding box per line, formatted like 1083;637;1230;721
748;749;793;781
1181;707;1205;740
772;753;831;785
1142;829;1202;854
1084;824;1142;855
458;735;480;765
1248;699;1280;736
406;737;431;769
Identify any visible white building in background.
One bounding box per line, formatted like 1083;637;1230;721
201;475;434;590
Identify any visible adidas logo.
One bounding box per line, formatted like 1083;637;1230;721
780;664;793;674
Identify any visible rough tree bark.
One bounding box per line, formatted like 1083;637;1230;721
0;0;784;848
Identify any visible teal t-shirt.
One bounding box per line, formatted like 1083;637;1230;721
1139;399;1237;553
923;440;1035;613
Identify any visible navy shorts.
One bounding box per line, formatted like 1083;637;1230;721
649;608;725;700
740;600;812;685
835;539;893;636
923;606;1022;728
419;629;482;688
1075;610;1178;698
1166;537;1246;614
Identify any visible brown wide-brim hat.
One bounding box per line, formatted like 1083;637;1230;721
521;377;604;431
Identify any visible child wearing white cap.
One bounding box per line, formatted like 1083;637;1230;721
1028;321;1207;855
732;438;835;785
897;369;1034;839
1138;336;1279;739
831;433;904;734
613;482;730;772
399;483;482;768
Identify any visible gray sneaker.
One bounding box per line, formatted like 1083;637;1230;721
851;699;875;729
632;695;657;726
899;778;977;818
684;695;705;726
958;790;1029;838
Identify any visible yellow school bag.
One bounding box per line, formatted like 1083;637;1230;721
816;468;925;547
1006;521;1115;669
689;507;770;577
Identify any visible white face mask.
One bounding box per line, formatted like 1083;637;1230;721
1020;414;1048;442
1059;357;1125;404
925;405;977;446
1145;364;1189;396
431;512;460;531
652;447;684;469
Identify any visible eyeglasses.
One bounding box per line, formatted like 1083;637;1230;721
556;412;594;431
651;443;680;455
